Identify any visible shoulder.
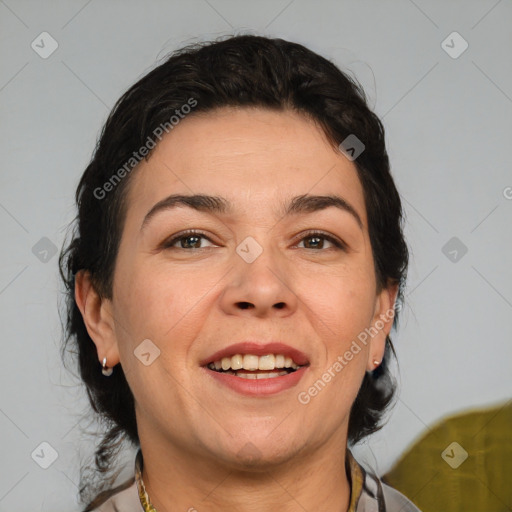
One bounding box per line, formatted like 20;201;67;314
356;462;422;512
380;480;422;511
89;478;143;512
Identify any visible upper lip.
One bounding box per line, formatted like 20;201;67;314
200;341;310;367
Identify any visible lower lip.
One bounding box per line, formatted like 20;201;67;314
203;366;309;396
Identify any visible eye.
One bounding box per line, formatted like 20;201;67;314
296;231;346;251
162;230;216;250
161;230;345;251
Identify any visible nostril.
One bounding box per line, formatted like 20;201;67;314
235;302;286;310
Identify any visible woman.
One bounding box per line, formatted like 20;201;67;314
60;34;418;511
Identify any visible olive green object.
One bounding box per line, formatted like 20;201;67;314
383;400;512;512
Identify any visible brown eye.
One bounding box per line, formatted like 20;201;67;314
297;231;346;251
302;235;327;249
163;230;215;250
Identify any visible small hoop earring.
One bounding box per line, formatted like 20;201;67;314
373;359;381;367
102;357;113;377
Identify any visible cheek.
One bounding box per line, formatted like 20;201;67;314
111;264;202;405
113;260;218;348
303;264;376;339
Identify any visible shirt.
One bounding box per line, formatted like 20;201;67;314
90;448;421;511
383;400;512;511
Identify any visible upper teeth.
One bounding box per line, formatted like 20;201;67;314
208;354;300;371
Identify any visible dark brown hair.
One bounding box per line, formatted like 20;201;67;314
59;34;408;510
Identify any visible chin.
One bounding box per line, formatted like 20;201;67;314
206;435;302;471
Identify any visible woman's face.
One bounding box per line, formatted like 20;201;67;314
94;107;396;468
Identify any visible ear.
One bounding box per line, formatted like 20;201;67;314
366;280;399;371
74;270;120;368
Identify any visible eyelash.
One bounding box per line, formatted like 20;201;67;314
162;229;346;251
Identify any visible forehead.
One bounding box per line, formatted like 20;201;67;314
124;107;367;227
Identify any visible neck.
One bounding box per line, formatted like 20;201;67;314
140;434;352;512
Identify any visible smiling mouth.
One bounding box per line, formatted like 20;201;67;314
207;367;296;379
205;353;308;379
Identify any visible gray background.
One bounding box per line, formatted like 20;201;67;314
1;0;511;510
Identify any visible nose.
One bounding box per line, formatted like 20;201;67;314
219;243;298;318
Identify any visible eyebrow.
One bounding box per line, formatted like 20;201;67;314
140;193;363;231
